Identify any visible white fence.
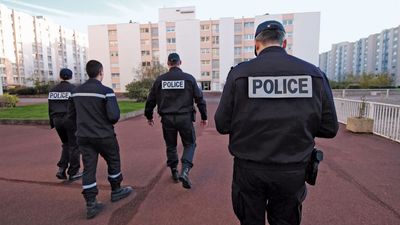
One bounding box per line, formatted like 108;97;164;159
334;98;400;143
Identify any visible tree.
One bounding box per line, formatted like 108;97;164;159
125;63;168;102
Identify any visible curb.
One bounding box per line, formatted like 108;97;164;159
0;110;145;126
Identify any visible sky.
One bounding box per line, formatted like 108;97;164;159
0;0;399;53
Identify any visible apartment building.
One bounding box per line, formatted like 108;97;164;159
0;4;88;88
319;25;400;86
89;6;320;92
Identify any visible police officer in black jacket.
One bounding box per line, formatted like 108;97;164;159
48;68;82;181
215;21;339;225
145;53;207;189
68;60;133;219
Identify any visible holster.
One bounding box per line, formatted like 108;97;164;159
305;148;324;186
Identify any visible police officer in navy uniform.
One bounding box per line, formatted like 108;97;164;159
68;60;133;219
215;21;339;225
145;53;207;189
48;68;82;181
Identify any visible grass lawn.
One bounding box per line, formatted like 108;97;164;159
0;101;145;120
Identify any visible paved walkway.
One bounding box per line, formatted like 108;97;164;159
1;94;400;225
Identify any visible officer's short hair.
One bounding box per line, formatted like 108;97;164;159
255;29;286;46
86;60;103;78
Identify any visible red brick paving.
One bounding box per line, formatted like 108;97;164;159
1;94;400;225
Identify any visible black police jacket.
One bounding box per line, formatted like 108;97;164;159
145;67;207;120
215;46;338;165
48;81;75;128
68;78;120;138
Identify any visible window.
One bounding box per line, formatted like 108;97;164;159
201;36;210;43
112;83;120;89
142;61;151;67
167;38;176;44
201;71;210;76
110;51;118;57
282;20;293;26
244;34;253;40
212;48;219;56
234;35;242;45
108;30;117;36
201;24;210;30
212;36;219;45
111;73;120;78
244;22;254;28
234;47;242;55
151;27;158;36
212;24;219;32
141;50;150;56
201;48;210;54
111;63;119;68
212;71;219;79
109;41;118;47
201;60;211;65
234;58;242;65
286;32;293;37
212;60;219;69
166;27;175;32
244;46;253;53
140;28;149;33
152;39;159;48
234;23;242;32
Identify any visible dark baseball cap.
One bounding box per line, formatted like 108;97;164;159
59;68;73;80
168;53;180;63
255;20;285;38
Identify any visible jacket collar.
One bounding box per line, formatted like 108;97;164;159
169;67;182;72
258;46;287;56
87;78;102;84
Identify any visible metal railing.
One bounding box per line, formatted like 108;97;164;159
334;98;400;143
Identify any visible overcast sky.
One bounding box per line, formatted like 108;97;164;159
1;0;399;53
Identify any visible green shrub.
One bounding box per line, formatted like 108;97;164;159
0;94;19;108
15;87;36;95
125;79;154;102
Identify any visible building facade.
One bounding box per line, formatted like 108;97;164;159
319;25;400;86
89;6;320;92
0;4;88;88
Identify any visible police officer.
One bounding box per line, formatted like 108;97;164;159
68;60;133;219
48;68;82;181
215;21;339;225
145;53;207;189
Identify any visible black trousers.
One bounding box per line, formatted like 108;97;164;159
77;136;123;202
232;158;307;225
161;113;196;169
53;117;80;176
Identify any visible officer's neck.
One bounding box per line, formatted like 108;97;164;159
258;43;282;53
168;66;181;71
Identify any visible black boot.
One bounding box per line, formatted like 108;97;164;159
111;186;134;202
171;167;179;183
86;199;104;219
179;167;192;189
69;171;83;181
56;167;67;180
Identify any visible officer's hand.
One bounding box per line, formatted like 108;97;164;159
200;120;208;127
148;119;154;127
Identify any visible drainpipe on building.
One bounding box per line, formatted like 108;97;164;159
0;78;3;95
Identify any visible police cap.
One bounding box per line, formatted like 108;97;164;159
254;20;286;56
60;68;73;80
168;53;181;64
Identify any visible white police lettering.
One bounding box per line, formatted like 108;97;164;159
48;92;71;100
162;80;185;89
248;76;312;98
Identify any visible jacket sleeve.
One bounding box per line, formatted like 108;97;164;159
192;78;207;120
105;90;120;124
316;73;339;138
214;70;235;134
144;81;157;120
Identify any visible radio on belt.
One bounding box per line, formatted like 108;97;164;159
248;75;313;98
162;80;185;89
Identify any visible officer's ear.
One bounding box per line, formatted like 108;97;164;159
282;39;287;49
179;60;182;66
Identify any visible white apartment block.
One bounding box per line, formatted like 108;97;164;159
320;25;400;86
89;6;320;92
0;4;88;88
